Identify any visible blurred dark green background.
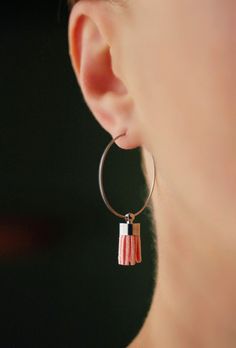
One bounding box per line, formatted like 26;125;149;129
0;2;156;347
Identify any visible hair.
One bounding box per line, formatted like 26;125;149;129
68;0;80;8
68;0;79;7
68;0;127;9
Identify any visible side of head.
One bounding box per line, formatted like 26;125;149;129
68;0;236;242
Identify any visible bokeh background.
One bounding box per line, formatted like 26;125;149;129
0;2;156;347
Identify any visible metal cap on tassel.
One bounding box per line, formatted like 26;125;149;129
120;213;140;236
119;223;140;236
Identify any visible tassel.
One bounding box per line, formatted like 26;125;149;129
118;218;142;266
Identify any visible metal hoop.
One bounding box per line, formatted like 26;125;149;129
98;133;156;220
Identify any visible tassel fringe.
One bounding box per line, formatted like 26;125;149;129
118;235;142;266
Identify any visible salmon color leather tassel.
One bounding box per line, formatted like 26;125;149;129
118;218;142;266
118;235;142;266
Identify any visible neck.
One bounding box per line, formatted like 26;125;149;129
129;156;236;347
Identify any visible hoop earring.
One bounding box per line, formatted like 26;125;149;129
98;133;156;266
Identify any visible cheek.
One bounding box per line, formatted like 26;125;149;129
127;1;236;232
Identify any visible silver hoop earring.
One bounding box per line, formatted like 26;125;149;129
98;133;156;266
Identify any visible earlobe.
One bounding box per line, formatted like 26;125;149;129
68;1;142;149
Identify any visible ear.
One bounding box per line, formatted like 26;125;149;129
68;0;142;149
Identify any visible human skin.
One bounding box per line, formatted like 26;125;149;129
68;1;236;347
